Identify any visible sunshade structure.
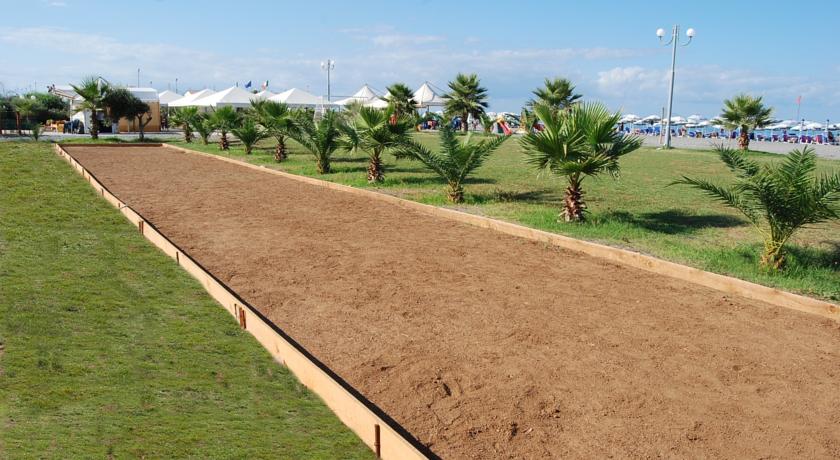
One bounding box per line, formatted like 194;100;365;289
334;84;381;106
618;114;640;123
413;82;446;108
269;88;329;107
158;90;182;106
365;98;389;109
190;86;257;109
169;89;215;107
252;89;276;101
640;114;661;124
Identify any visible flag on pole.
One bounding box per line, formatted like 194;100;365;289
261;80;269;90
245;81;252;89
796;95;801;105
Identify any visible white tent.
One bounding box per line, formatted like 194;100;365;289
190;86;258;108
365;98;389;109
269;88;329;107
252;89;276;101
334;84;380;106
158;90;182;106
413;82;446;108
169;89;215;107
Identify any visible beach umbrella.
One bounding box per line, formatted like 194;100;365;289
619;114;640;123
641;114;661;124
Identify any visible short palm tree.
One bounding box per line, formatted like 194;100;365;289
191;114;214;145
71;76;109;139
231;118;268;154
397;125;507;202
289;111;342;174
527;77;582;114
170;107;200;143
443;73;488;132
251;100;296;161
673;146;840;270
521;103;643;222
350;106;413;183
720;94;773;151
209;106;239;150
385;83;417;118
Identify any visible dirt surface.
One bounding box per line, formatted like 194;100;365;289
65;145;840;459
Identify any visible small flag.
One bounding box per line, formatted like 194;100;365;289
245;81;252;89
261;80;269;90
796;95;801;105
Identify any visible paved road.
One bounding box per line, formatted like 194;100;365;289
641;136;840;160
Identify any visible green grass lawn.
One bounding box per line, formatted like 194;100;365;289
0;141;372;459
166;133;840;301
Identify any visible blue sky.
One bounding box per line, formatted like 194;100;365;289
1;0;838;120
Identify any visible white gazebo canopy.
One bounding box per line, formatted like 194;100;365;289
365;98;389;109
169;89;215;107
335;84;381;106
190;86;258;108
413;82;446;108
158;90;182;105
252;89;276;101
269;88;330;107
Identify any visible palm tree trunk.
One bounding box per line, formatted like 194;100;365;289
183;125;193;143
219;131;229;150
760;239;785;270
274;136;286;162
15;112;21;135
89;112;99;140
245;145;252;154
448;182;464;203
561;176;585;222
367;149;384;183
317;158;330;174
738;125;749;151
462;112;468;132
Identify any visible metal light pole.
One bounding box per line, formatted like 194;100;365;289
320;59;335;102
137;68;141;87
175;77;179;94
656;25;694;149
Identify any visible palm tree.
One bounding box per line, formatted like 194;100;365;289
720;94;773;151
289;111;343;174
349;106;413;183
673;146;840;270
443;73;488;132
170;107;200;143
209;106;239;150
527;77;581;113
71;76;109;139
231;118;268;154
521;102;643;222
396;125;507;202
251;100;296;161
385;83;417;118
191;114;214;145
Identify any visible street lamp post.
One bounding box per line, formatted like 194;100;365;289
175;77;179;94
656;25;694;149
320;59;335;102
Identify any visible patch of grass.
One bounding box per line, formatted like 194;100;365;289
169;134;840;301
0;142;372;458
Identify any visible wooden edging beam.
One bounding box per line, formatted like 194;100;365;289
159;142;839;322
54;144;431;460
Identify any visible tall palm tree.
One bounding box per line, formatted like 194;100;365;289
720;93;773;151
71;76;109;139
443;73;488;132
527;77;581;113
521;102;643;222
385;83;417;118
396;125;507;202
170;107;200;143
251;100;296;161
231;118;268;154
289;111;343;174
349;106;413;183
673;146;840;270
209;106;239;150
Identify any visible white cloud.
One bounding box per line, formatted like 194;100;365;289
371;34;444;47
